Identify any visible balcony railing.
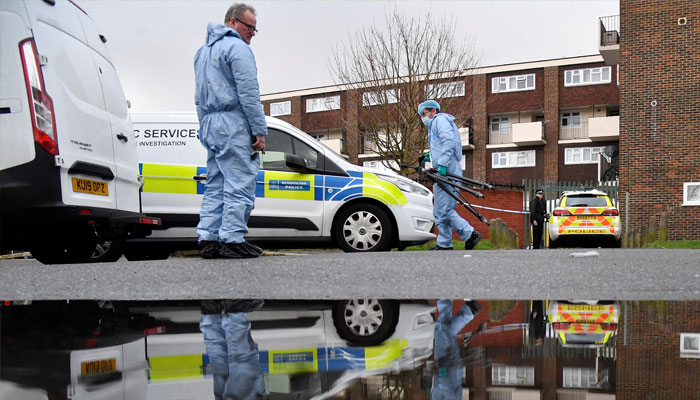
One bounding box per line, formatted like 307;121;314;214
599;15;620;45
489;127;513;145
560;122;589;140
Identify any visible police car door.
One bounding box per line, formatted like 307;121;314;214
249;128;324;237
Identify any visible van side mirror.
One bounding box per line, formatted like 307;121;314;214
286;154;313;174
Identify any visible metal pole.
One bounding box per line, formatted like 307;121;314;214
625;191;629;234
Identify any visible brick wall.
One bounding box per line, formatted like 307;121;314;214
487;68;545;114
557;141;618;183
559;62;619;108
487;147;545;185
617;301;700;399
300;91;345;132
543;66;560;183
619;0;700;240
472;74;488;182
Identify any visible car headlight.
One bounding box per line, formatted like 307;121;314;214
376;174;430;196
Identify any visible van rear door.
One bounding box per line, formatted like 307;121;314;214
23;0;118;210
76;10;141;213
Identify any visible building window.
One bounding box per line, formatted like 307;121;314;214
492;150;535;168
491;73;536;93
683;183;700;206
270;101;291;116
563;368;599;388
489;116;512;144
565;146;604;164
425;81;465;98
565;66;612;87
362;89;399;106
561;111;581;127
306;95;340;113
491;365;535;386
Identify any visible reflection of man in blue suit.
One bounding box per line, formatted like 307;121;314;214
431;299;482;400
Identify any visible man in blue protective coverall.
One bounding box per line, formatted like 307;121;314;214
195;5;267;400
194;2;266;260
431;299;481;400
418;100;482;250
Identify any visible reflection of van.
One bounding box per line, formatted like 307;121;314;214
547;301;619;347
125;113;435;260
0;0;159;264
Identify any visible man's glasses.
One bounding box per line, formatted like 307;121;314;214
235;18;258;33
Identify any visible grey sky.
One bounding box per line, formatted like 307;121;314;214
76;0;619;113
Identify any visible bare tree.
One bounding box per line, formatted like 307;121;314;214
331;9;481;175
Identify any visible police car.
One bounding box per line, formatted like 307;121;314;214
547;190;621;248
547;300;619;348
123;113;435;260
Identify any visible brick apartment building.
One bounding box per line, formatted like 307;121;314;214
261;55;620;189
599;1;700;240
260;56;620;244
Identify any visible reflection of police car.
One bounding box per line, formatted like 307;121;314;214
547;300;619;348
124;113;435;260
548;190;621;248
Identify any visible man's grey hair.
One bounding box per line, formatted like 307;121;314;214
225;3;256;23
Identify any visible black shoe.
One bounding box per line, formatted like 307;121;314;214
429;245;453;250
464;232;482;250
220;242;260;259
242;241;263;256
464;300;482;316
199;241;221;259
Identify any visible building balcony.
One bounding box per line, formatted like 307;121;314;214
459;127;474;149
599;15;619;65
321;138;346;154
588;116;619;141
512;121;545;146
489;127;513;145
560;122;589;140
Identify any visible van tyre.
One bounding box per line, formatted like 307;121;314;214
332;299;398;346
30;225;97;265
334;203;393;252
90;239;124;262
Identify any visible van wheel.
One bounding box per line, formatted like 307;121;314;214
124;246;170;261
332;299;398;346
90;239;124;262
30;225;97;265
334;203;393;252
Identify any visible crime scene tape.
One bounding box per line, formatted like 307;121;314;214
470;204;530;214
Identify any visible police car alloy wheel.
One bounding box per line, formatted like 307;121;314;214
334;203;393;252
332;299;399;346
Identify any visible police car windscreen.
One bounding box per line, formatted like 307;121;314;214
565;195;608;207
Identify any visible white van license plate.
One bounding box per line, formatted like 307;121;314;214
72;178;109;196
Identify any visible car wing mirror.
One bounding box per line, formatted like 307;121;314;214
286;154;313;174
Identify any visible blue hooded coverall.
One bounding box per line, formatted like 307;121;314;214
428;113;475;248
194;22;267;245
431;299;475;400
194;23;266;400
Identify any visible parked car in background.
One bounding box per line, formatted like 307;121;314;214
547;300;619;348
547;190;620;248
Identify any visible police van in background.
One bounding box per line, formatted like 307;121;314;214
0;0;160;264
125;112;435;260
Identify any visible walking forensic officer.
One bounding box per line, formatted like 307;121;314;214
194;2;266;260
530;189;547;249
419;100;482;250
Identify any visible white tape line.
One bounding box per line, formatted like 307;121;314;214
471;204;530;214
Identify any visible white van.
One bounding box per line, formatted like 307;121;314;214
0;0;160;264
127;112;435;259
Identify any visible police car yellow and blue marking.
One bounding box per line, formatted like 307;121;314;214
140;163;407;206
147;339;407;382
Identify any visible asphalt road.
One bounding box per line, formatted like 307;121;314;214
1;249;699;301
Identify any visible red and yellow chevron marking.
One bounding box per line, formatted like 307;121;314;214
557;304;615;325
556;208;616;234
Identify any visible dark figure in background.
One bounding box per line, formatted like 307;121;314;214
530;189;547;249
529;300;545;345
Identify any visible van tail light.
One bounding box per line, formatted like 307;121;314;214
19;39;58;155
552;209;572;217
602;209;619;216
552;322;570;330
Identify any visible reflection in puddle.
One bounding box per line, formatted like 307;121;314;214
1;299;699;399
